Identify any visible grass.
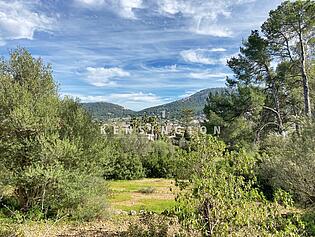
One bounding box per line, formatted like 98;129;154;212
0;179;177;236
108;178;177;213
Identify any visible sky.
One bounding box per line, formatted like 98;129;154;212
0;0;283;111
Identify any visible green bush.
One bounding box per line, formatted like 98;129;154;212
302;210;315;236
0;48;107;219
103;136;181;180
258;123;315;205
108;152;145;180
142;140;177;178
121;212;185;237
174;135;306;236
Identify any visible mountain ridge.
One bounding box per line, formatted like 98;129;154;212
81;87;225;120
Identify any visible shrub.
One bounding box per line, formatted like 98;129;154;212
121;212;185;237
258;123;315;205
103;136;180;180
0;48;107;219
174;135;306;236
138;187;156;194
302;210;315;236
107;152;145;180
142;140;177;178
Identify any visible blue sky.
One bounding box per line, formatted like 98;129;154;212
0;0;282;110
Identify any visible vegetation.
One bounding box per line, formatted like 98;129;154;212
204;0;315;146
109;179;176;213
0;1;315;236
83;88;224;120
0;48;108;220
81;101;135;120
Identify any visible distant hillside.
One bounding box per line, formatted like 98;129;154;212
138;88;224;118
81;102;135;120
82;88;225;120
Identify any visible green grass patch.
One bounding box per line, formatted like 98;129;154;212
108;179;176;214
109;179;173;192
109;192;132;203
114;199;175;213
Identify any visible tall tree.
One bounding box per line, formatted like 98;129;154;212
228;30;284;136
262;0;315;117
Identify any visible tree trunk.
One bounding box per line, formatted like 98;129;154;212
271;76;283;133
265;65;284;133
301;60;311;117
299;28;312;117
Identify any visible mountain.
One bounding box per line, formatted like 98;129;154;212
81;102;135;120
138;88;224;118
82;88;225;120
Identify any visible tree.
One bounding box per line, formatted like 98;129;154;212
0;48;105;218
205;1;315;145
204;85;266;146
262;0;315;117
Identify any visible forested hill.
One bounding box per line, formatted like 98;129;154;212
81;88;224;120
138;88;224;118
81;102;135;120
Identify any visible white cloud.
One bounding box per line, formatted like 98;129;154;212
76;0;104;6
181;48;228;65
0;1;54;43
194;21;232;37
190;72;231;80
75;0;143;19
156;0;255;36
210;48;227;52
181;48;238;65
141;64;180;73
84;67;130;87
74;0;270;36
181;49;215;65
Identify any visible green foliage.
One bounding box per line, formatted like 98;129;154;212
108;152;145;180
122;213;182;237
142;140;177;178
204;86;266;147
174;135;306;236
81;101;135;120
302;211;315;236
103;135;183;180
259;123;315;205
0;48;107;219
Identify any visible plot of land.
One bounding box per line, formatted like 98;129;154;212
108;178;177;213
0;179;178;236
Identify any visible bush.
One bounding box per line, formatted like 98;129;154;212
121;212;185;237
103;136;181;180
142;140;177;178
138;187;156;194
302;210;315;236
108;152;145;180
174;135;306;236
0;48;107;219
258;123;315;205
